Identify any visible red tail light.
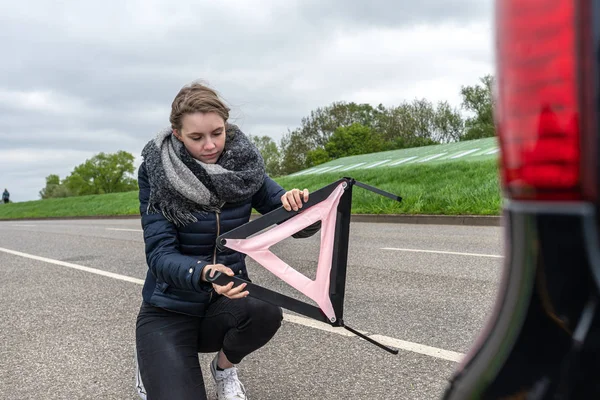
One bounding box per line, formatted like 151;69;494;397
495;0;597;201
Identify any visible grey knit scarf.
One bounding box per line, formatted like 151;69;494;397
141;124;266;226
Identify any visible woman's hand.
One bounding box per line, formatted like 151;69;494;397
281;188;309;211
202;264;249;299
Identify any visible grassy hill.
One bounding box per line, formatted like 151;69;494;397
0;158;502;220
289;137;498;177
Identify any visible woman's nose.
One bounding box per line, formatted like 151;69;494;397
204;138;216;150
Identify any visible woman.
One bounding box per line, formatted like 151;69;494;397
135;82;317;400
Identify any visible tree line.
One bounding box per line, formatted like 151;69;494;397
39;151;138;199
40;75;494;199
251;74;494;176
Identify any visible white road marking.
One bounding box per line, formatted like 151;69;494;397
340;162;367;171
364;159;391;169
417;153;448;163
368;335;464;362
290;167;318;176
317;165;344;174
10;224;38;227
471;148;497;156
381;247;502;258
0;247;145;285
0;246;466;362
282;314;361;337
388;156;418;166
450;149;480;159
305;166;334;175
106;228;143;232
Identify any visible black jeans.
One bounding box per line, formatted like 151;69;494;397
136;296;283;400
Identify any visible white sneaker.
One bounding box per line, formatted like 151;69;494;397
210;354;247;400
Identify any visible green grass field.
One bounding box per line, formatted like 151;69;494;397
0;191;140;219
0;159;502;220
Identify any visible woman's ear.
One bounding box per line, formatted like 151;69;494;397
172;129;182;141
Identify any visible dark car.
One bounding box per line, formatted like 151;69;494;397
442;1;600;398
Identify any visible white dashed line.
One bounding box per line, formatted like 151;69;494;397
340;162;367;171
364;160;391;169
450;149;480;159
417;153;448;163
388;156;418;166
290;167;318;176
317;165;344;174
0;247;145;285
471;148;497;156
304;167;332;175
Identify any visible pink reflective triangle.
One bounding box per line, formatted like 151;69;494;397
223;182;347;322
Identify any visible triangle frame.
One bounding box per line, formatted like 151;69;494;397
207;177;402;354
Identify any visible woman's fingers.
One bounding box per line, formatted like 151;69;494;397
213;281;234;294
281;188;310;212
213;281;249;299
225;287;250;299
202;264;233;282
226;282;247;296
227;291;250;299
281;193;291;211
292;189;303;209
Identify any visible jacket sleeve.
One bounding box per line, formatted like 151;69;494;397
138;162;210;292
251;174;321;238
251;174;286;215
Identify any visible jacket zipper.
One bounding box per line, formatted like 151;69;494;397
209;207;222;303
213;209;221;264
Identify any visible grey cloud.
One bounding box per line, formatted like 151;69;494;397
0;0;493;201
299;0;492;27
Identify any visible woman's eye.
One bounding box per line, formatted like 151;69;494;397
191;137;202;141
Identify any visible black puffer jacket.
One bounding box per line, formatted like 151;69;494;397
138;161;288;316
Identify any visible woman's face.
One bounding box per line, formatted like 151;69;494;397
173;112;226;164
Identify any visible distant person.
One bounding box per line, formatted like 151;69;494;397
2;189;9;204
135;81;319;400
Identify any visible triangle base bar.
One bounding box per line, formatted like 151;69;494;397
351;179;403;202
206;272;330;324
207;271;400;354
342;324;399;355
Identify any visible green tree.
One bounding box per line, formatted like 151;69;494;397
325;123;383;159
249;135;282;177
299;102;382;147
63;151;138;196
460;74;495;140
39;174;72;199
376;99;465;148
377;100;438;149
434;101;465;143
305;148;331;167
279;129;312;176
279;102;383;174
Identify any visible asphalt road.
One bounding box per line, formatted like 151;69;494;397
0;219;504;400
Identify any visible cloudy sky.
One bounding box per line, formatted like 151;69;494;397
0;0;494;202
